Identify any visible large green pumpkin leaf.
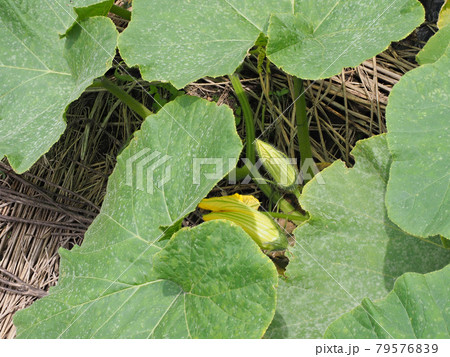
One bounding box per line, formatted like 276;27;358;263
15;220;277;338
151;220;278;338
325;265;450;338
386;43;450;238
265;135;450;339
13;96;251;338
438;0;450;29
119;0;423;88
0;2;117;173
5;1;114;33
41;0;114;31
59;0;114;30
266;0;424;79
118;0;292;88
416;24;450;65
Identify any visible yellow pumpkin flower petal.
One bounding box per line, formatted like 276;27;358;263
198;193;260;212
203;210;287;251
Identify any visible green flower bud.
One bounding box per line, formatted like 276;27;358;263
255;139;299;189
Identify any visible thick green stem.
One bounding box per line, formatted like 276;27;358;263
229;74;255;163
264;211;308;222
91;79;152;119
229;166;250;181
228;74;307;222
246;153;307;223
110;4;132;21
293;77;312;167
249;168;276;201
276;197;308;225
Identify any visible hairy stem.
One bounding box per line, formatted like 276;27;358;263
229;73;256;163
228;74;308;222
293;76;312;167
255;178;308;225
264;211;308;222
91;79;152;119
109;4;132;21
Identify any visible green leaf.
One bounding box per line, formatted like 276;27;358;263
266;0;424;80
442;236;450;249
119;0;424;87
14;96;248;338
386;44;450;238
152;220;278;338
0;3;118;173
64;0;114;28
45;0;115;31
118;0;292;88
265;135;450;339
417;24;450;65
438;0;450;29
324;265;450;338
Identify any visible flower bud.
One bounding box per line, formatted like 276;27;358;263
255;139;298;189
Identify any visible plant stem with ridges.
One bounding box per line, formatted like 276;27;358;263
110;4;132;21
293;76;312;167
91;79;152;119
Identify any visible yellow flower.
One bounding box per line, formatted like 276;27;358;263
199;194;287;251
198;193;260;212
